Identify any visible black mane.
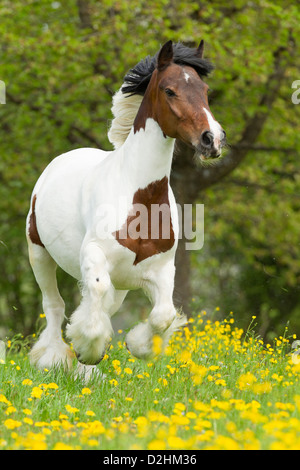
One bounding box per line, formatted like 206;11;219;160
122;42;214;96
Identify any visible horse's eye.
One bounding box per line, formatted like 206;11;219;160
165;88;176;97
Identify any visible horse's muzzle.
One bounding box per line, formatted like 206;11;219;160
196;129;226;161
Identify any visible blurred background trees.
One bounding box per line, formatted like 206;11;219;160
0;0;299;340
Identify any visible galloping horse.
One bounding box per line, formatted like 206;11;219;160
26;40;226;378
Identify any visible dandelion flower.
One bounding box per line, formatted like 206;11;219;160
152;335;163;356
4;419;22;430
65;404;79;414
31;387;43;399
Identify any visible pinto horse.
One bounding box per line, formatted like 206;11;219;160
26;40;226;378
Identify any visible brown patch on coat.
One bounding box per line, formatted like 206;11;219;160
114;177;175;265
28;194;45;247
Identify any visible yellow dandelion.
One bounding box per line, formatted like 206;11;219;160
65;404;79;414
53;442;75;450
5;406;16;415
148;439;166;450
4;419;22;430
88;439;98;447
46;383;58;390
22;379;33;386
152;335;163;356
23;417;34;425
0;394;10;405
31;387;43;399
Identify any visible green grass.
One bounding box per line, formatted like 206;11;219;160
1;310;300;450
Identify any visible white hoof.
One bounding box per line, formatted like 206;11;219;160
125;322;154;359
74;362;104;383
66;312;113;365
30;336;74;371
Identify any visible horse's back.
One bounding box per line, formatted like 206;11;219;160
27;147;111;278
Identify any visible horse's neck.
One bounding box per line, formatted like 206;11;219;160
121;118;175;189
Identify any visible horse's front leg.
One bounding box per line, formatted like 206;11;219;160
125;259;186;359
66;242;114;366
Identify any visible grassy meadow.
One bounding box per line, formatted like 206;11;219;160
0;309;300;450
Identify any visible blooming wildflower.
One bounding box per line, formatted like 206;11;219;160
215;379;227;386
0;394;11;405
81;387;91;395
112;416;123;423
237;372;257;391
50;420;61;429
168;435;186;449
124;367;132;374
23;417;34;425
22;379;33;386
171;415;190;426
134;416;149;437
5;406;17;415
65;404;79;414
31;387;43;399
148;439;166;450
53;442;74;450
252;382;272;394
212;435;240;450
47;383;58;390
87;439;98;447
4;419;22;430
152;335;163;356
174;402;186;413
80;420;105;437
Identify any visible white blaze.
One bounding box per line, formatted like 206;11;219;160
184;71;190;83
203;107;222;146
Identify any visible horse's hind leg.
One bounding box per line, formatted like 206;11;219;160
28;241;74;370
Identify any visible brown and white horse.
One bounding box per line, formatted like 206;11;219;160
26;40;226;378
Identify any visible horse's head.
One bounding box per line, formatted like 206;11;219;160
144;40;226;161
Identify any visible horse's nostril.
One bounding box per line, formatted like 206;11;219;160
201;130;214;148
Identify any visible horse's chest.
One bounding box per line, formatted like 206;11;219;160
114;176;175;265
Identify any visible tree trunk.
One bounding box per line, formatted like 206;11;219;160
171;42;293;316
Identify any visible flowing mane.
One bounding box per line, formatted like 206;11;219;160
108;42;214;149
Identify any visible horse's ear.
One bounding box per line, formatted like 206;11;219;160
157;40;173;70
196;40;204;58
